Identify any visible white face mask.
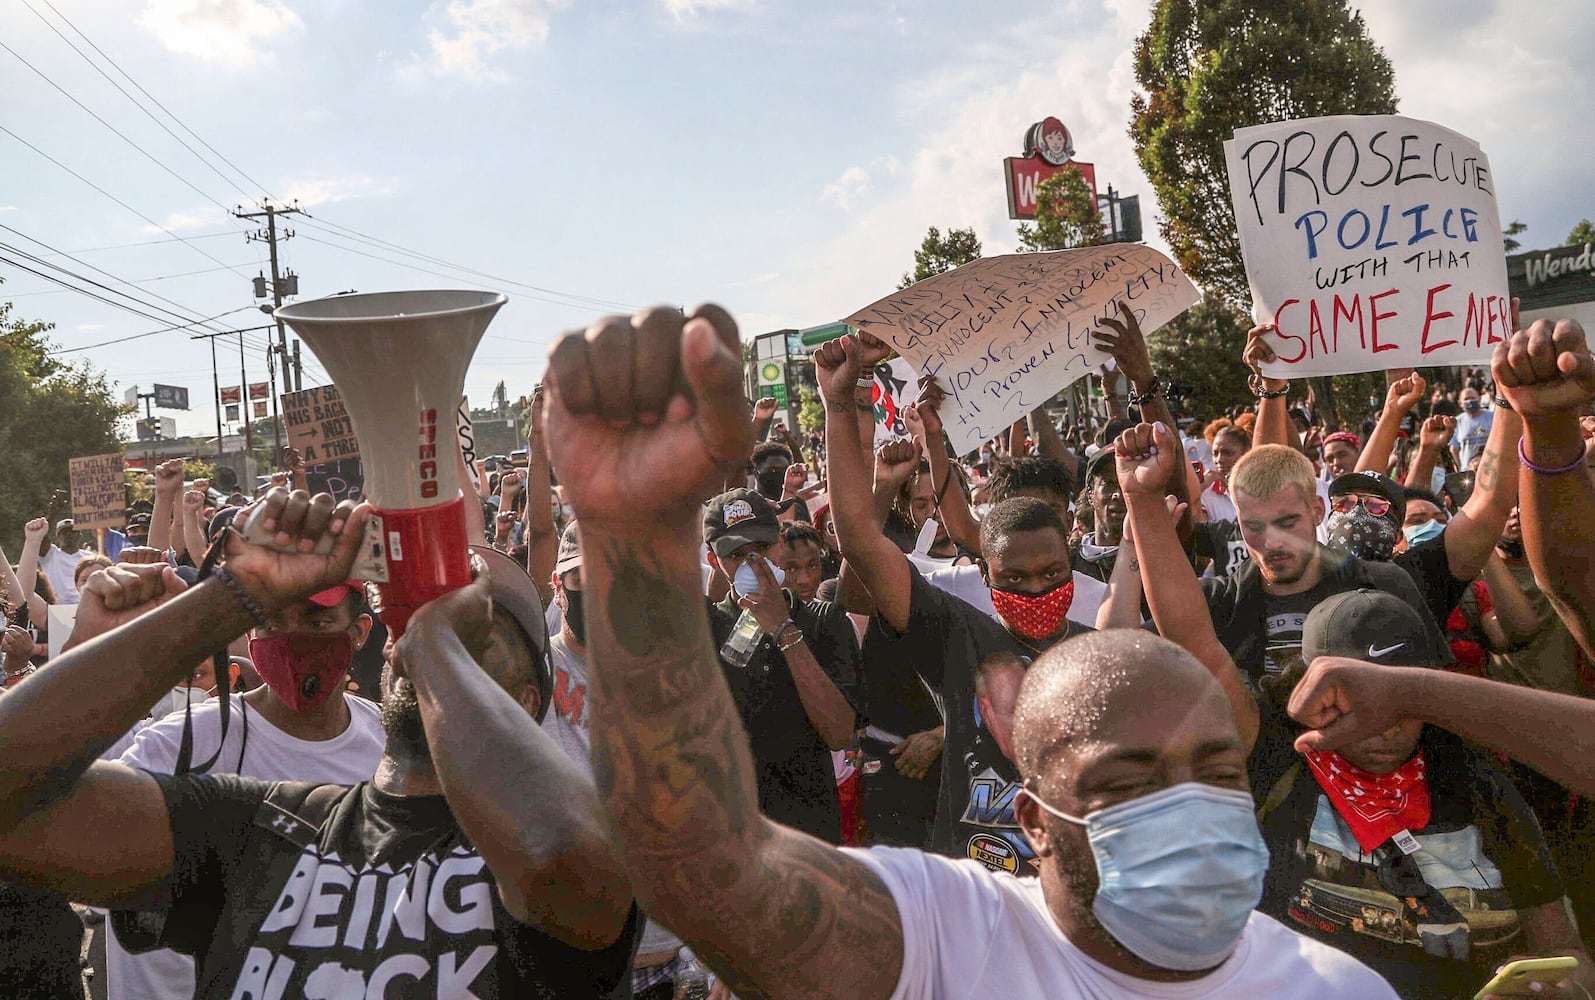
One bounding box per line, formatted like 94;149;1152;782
732;556;786;596
160;684;210;719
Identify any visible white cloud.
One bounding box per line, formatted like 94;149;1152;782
139;0;303;68
142;205;229;234
75;324;106;332
819;166;872;211
663;0;751;20
416;0;563;83
276;174;400;208
0;205;15;212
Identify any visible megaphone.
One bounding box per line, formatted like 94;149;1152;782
250;289;506;636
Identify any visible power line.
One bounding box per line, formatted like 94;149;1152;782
30;231;240;256
30;0;278;202
19;0;260;204
2;222;239;334
297;215;638;312
3;262;253;296
0;123;253;279
0;38;244;217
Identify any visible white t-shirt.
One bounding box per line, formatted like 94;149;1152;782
39;544;90;604
110;693;385;999
923;564;1108;630
847;846;1396;999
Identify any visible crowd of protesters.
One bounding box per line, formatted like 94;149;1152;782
1;296;1594;999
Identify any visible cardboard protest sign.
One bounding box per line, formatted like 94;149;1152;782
1225;115;1510;378
870;357;918;446
281;384;360;464
305;458;363;504
68;452;126;531
846;246;1198;455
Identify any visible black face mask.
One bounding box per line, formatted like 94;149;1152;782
563;587;587;644
1497;537;1525;559
755;469;786;499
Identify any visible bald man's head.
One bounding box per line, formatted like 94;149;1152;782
1013;631;1236;783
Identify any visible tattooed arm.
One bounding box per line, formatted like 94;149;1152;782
1440;404;1521;582
545;306;905;1000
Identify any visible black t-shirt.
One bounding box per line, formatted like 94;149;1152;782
880;568;1091;876
1251;715;1563;1000
709;592;860;844
1194;519;1251;577
1393;534;1472;638
145;773;640;999
1201;545;1452;686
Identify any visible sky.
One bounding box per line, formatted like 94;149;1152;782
2;0;1591;443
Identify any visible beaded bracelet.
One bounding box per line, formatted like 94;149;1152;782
1248;374;1290;399
212;567;273;631
1518;437;1590;476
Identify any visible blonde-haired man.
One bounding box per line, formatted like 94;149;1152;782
1202;444;1448;689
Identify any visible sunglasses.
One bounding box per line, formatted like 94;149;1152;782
1330;494;1392;518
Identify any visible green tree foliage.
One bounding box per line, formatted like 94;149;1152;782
900;226;982;288
1567;219;1595;247
1503;220;1528;253
797;386;826;435
1131;0;1397;307
1149;295;1255;418
1017;168;1106;252
0;297;130;548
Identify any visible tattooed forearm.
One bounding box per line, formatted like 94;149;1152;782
582;526;904;1000
1477;446;1499;493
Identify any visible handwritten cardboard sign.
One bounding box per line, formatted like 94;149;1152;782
1225;115;1510;378
846;246;1199;454
281;384;360;464
68;452;126;531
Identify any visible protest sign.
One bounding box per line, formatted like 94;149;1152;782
1224;115;1510;378
870;357;918;446
47;605;77;661
281;384;360;464
846;246;1198;455
305;458;363;504
68;452;126;531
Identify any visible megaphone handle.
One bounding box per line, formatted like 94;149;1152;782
366;494;474;637
235;504;336;557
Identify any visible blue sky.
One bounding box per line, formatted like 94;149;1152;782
2;0;1591;441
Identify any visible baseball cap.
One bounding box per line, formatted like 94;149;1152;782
468;545;553;723
308;582;360;609
554;521;582;576
1328;470;1406;522
1084;446;1118;486
703;488;780;558
1301;589;1437;668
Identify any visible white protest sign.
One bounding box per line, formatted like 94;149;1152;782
846;246;1198;455
1225;115;1510;378
869;357;918;446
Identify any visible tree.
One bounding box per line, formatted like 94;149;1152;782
1131;0;1397;308
1504;220;1528;253
797;386;825;436
1017;167;1106;252
899;226;982;288
1148;295;1256;419
1568;219;1595;247
0;295;130;549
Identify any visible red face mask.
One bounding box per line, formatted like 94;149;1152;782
247;631;355;712
989;579;1075;641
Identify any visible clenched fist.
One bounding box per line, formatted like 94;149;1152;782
543;305;753;529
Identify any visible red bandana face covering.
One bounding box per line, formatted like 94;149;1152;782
247;632;355;712
1304;749;1431;852
989;579;1074;641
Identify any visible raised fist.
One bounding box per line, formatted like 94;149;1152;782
1419;414;1456;452
873;438;922;493
1113;421;1181;498
912;376;947;440
1385;372;1427;414
543;305;753;529
1493;318;1595;418
813;332;891;404
754;396;779;421
23;518;48;543
153;458;186;496
222;489;370;613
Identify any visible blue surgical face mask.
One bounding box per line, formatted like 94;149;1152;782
732;557;786;596
1403;518;1446;547
1463;398;1482;414
1025;782;1269;972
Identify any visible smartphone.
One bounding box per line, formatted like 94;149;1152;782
1473;956;1579;999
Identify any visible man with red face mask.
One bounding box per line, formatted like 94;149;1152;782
104;581;384;999
817;329;1090;877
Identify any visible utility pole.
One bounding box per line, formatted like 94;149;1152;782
190;325;275;480
237;200;304;465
